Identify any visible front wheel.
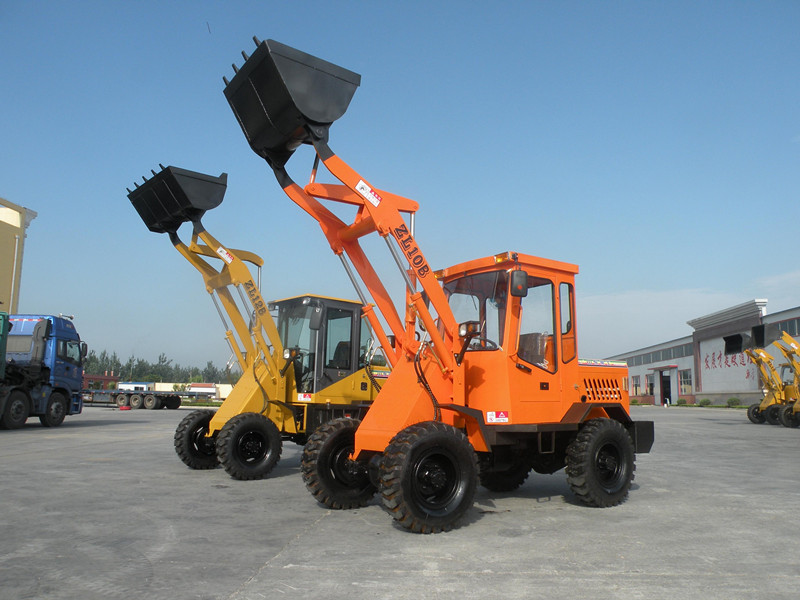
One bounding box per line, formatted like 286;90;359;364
566;419;635;507
765;404;782;425
301;418;375;509
174;410;219;470
379;421;478;534
216;412;282;480
779;404;800;428
747;403;766;424
39;392;67;427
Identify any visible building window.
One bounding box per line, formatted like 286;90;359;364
679;369;692;395
645;374;654;395
631;375;641;395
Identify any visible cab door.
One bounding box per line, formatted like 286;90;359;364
321;306;357;387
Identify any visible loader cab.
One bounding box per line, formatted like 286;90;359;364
271;295;379;395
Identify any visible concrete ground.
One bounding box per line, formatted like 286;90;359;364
0;405;797;600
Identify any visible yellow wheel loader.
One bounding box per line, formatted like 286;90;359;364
127;166;388;479
775;332;800;428
744;346;796;425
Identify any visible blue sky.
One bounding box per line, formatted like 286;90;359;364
2;1;799;370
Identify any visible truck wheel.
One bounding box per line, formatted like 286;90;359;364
165;396;181;410
747;403;766;424
301;418;375;509
129;394;144;409
216;413;282;480
143;395;159;410
174;410;219;469
115;394;129;408
39;392;67;427
379;421;478;534
1;390;29;429
765;404;782;425
479;452;533;492
566;418;635;508
779;405;800;428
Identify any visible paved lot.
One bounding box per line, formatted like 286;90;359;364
1;405;798;599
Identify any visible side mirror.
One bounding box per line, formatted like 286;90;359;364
509;270;528;297
309;307;323;331
80;342;88;360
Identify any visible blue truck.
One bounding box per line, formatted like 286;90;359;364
0;313;87;429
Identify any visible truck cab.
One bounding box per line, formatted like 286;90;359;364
1;314;87;428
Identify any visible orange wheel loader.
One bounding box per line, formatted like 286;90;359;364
221;38;654;531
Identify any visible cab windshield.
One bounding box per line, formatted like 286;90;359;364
275;301;318;392
443;271;507;348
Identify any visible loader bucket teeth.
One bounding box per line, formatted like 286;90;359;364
128;166;227;233
223;38;360;166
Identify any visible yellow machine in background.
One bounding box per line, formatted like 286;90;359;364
745;344;798;425
775;332;800;428
128;165;387;479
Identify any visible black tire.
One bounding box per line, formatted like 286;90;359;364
566;418;635;508
165;396;181;410
765;404;782;425
216;412;282;480
115;394;129;408
301;418;376;509
174;410;219;470
143;395;159;410
747;403;766;424
1;390;29;429
379;421;478;534
479;452;533;492
129;394;144;410
39;392;67;427
778;405;800;428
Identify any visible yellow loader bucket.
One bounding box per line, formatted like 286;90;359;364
127;165;227;233
223;38;361;166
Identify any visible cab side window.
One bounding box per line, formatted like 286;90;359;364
517;278;556;373
560;282;576;363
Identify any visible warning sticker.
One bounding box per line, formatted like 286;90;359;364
486;411;509;423
355;180;382;207
216;247;234;264
297;393;312;402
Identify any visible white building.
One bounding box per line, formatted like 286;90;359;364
609;300;800;405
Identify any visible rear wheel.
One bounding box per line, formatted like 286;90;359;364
765;404;782;425
1;390;29;429
216;412;282;480
566;419;635;507
302;418;375;509
129;394;144;410
379;421;478;534
164;396;181;410
174;410;218;469
115;394;129;408
143;395;160;410
779;404;800;428
747;403;766;424
39;392;67;427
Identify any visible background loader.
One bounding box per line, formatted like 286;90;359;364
220;38;654;531
128;165;388;479
743;345;798;425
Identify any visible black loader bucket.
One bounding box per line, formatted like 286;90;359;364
128;166;227;233
223;38;361;166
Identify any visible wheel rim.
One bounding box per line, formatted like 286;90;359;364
10;399;26;422
411;447;464;516
327;438;368;489
50;400;65;421
190;424;216;457
594;442;625;492
235;430;269;465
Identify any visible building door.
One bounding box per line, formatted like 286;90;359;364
660;371;671;406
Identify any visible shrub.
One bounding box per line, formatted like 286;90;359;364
630;398;639;405
676;398;687;406
699;398;712;407
727;397;741;408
